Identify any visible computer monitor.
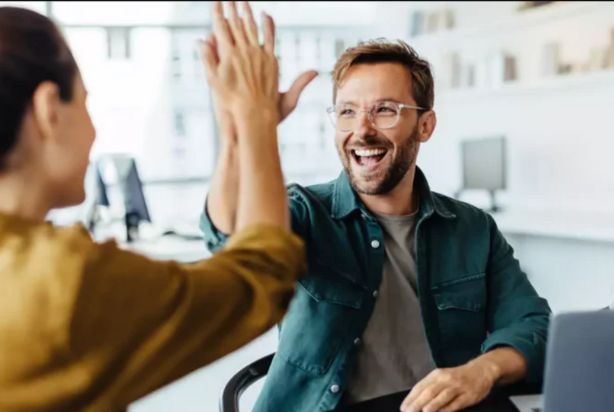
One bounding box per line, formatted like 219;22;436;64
460;136;507;212
111;156;151;242
94;163;110;207
90;155;151;242
85;162;110;232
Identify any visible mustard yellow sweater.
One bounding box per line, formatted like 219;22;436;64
0;212;305;411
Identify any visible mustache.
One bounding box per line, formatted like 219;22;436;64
345;135;392;150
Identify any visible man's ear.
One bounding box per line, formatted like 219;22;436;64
31;81;61;144
417;110;436;143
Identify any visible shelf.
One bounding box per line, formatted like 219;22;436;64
410;1;614;45
405;2;614;101
438;68;614;100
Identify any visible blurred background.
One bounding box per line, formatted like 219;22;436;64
2;1;614;411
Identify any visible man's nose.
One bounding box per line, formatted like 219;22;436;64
354;110;376;137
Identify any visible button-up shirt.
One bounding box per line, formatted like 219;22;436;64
200;167;551;412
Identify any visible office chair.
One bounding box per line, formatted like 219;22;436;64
219;353;275;412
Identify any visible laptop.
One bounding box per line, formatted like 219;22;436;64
511;310;614;412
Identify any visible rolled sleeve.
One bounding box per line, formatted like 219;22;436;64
482;214;552;384
199;198;230;253
200;187;311;254
481;299;550;383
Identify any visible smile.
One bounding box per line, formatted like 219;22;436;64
351;147;389;168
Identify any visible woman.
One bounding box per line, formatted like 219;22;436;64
0;3;304;411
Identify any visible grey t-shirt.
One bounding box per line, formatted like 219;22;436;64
344;211;436;404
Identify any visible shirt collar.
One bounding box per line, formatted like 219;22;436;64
331;166;456;220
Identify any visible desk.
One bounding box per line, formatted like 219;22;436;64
343;389;523;412
121;235;209;262
488;209;614;312
491;209;614;243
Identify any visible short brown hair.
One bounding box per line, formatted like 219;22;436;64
331;39;434;110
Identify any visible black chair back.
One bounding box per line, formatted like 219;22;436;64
219;353;274;412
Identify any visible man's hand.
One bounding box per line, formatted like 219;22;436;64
400;347;527;412
278;70;318;123
400;358;498;412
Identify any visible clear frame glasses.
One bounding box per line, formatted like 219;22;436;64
326;101;425;132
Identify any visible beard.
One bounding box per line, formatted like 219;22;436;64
339;127;419;195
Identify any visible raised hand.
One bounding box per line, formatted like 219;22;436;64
200;1;291;232
279;70;318;122
200;2;317;126
201;1;279;122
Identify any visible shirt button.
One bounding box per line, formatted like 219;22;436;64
370;239;380;249
353;337;361;346
330;384;340;394
372;290;379;298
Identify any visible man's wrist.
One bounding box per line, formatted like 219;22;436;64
470;354;502;386
471;346;528;387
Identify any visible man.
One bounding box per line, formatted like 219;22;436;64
201;9;551;412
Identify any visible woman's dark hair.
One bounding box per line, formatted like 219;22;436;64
0;7;78;169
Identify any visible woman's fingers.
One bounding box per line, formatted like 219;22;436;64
212;1;234;57
226;1;248;50
241;1;259;45
262;12;275;55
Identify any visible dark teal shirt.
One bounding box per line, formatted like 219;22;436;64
200;167;551;412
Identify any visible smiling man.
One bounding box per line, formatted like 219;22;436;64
202;37;551;412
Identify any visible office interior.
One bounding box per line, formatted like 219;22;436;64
2;1;614;411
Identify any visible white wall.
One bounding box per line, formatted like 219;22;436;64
426;73;614;212
373;2;614;213
370;1;614;314
507;234;614;312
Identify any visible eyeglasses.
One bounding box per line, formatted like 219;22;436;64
326;101;425;132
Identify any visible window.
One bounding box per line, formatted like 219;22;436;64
106;27;131;60
174;111;186;137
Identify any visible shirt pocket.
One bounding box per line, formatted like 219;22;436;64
432;272;488;347
276;263;365;376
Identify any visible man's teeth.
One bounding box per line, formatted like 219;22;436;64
354;148;386;157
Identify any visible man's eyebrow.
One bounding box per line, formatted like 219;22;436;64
336;98;402;105
374;98;403;103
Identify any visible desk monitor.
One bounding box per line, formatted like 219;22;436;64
97;155;151;242
460;136;507;212
85;162;110;232
114;157;151;242
95;163;110;207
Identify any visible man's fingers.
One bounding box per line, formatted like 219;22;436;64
262;12;275;54
278;71;318;122
440;394;472;412
285;70;318;105
241;1;259;45
403;385;444;412
400;375;431;410
422;388;459;412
